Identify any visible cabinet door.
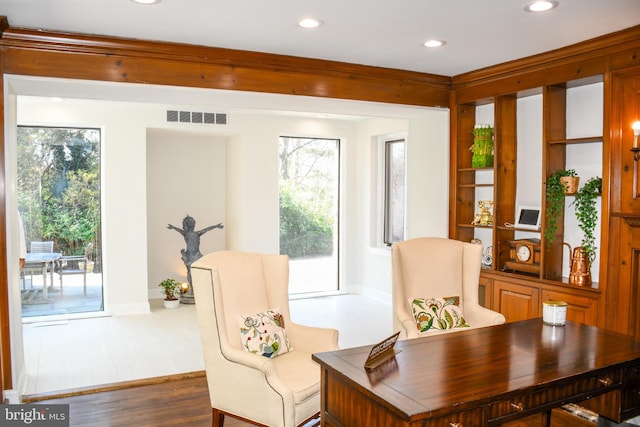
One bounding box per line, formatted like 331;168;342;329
541;289;598;326
479;276;493;309
492;280;540;322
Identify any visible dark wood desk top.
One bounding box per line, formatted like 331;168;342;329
313;319;640;423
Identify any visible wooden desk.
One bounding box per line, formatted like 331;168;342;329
312;319;640;426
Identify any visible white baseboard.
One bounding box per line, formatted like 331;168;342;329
350;286;391;305
3;389;20;404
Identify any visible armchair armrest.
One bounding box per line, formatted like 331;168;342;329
464;304;506;326
220;345;275;372
286;322;339;353
401;318;419;339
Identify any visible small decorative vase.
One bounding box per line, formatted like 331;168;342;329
560;176;580;195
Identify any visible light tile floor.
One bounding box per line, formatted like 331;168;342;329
21;293;392;397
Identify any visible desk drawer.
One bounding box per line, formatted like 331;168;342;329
422;408;485;427
489;370;620;421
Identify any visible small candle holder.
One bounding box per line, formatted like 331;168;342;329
633;121;640;162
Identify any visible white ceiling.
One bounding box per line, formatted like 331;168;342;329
1;0;639;118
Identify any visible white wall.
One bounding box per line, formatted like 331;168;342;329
146;129;227;291
406;110;450;238
353;110;451;300
3;87;25;395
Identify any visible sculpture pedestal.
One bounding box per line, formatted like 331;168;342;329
180;287;196;304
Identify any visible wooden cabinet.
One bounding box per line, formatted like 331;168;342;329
492;279;540;323
541;287;599;325
484;271;600;325
479;274;493;309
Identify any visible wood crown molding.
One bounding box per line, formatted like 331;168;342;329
612;212;640;228
452;25;640;89
0;18;451;108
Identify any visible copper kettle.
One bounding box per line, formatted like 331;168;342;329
563;243;592;287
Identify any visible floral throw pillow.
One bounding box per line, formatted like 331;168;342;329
410;296;470;333
238;308;292;358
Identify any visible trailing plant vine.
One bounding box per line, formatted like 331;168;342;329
573;176;602;264
544;169;578;246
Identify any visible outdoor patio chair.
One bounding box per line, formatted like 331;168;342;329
57;243;93;295
30;241;54;253
21;241;55;289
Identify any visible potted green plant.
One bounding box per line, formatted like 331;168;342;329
469;125;494;168
573;176;602;264
159;278;182;308
544;169;578;246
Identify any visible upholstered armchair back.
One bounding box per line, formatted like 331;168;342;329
392;237;501;339
191;250;339;427
195;251;291;351
392;238;470;308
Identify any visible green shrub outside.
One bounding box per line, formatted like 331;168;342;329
279;185;333;258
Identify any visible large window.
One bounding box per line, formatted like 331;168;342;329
18;126;103;317
279;136;340;294
383;138;406;245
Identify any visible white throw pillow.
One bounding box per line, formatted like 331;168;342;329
238;307;292;358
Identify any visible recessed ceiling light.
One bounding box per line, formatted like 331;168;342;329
131;0;161;4
298;18;323;29
423;39;446;48
524;1;558;13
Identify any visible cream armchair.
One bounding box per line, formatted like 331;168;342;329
191;251;339;427
392;237;505;339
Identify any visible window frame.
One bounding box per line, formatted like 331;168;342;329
382;136;406;246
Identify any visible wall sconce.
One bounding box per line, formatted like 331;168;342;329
632;121;640;161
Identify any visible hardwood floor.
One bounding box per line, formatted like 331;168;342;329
27;373;211;427
28;372;319;427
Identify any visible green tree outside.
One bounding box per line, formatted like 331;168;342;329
278;137;337;258
17;127;101;259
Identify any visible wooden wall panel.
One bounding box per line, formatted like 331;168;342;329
606;68;640;337
605;217;640;337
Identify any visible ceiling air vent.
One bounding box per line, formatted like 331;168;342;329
166;110;228;125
